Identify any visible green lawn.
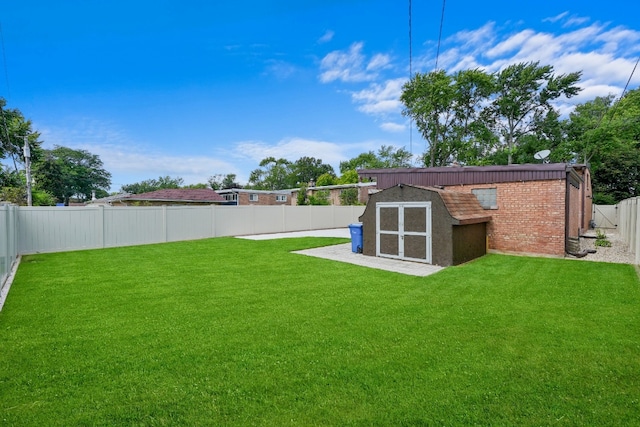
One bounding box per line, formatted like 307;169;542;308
1;237;639;426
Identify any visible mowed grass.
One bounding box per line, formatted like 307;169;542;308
1;237;639;426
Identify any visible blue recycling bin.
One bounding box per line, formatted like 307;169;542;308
348;223;363;253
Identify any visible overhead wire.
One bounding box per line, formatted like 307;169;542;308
606;55;639;124
434;0;446;71
409;0;413;161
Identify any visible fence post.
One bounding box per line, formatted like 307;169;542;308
162;206;168;242
211;205;216;237
635;198;640;265
2;205;7;284
99;205;105;248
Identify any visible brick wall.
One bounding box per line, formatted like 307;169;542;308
238;192;289;206
445;179;567;256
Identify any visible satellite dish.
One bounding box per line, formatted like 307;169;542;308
534;149;551;163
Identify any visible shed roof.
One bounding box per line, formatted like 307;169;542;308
395;184;491;225
359;163;580;190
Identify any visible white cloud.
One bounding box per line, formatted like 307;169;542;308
263;59;298;80
380;122;406;133
543;12;569;23
318;30;335;44
37;118;240;190
319;42;388;83
351;78;407;116
234;137;352;165
419;20;640;102
367;53;392;71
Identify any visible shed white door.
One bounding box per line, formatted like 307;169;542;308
376;202;432;263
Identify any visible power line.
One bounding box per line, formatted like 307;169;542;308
434;0;446;71
604;55;640;126
408;0;413;160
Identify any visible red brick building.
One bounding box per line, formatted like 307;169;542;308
358;164;592;257
215;189;292;206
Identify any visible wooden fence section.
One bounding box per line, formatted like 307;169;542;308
17;205;365;255
1;204;19;290
617;197;640;265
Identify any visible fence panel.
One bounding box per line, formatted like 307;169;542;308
103;206;166;247
16;205;366;255
592;205;618;229
18;207;103;253
166;206;215;242
1;205;19;290
616;197;640;264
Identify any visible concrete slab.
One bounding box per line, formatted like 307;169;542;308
237;228;351;240
293;243;444;277
237;228;445;277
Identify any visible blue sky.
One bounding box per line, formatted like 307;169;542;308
2;1;639;191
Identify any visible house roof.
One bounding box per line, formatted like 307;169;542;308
358;163;584;190
216;188;292;195
125;189;226;203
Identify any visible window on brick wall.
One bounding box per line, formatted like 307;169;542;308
472;188;497;209
249;194;259;202
276;195;287;202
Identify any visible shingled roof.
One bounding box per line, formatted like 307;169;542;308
124;189;226;203
409;185;491;225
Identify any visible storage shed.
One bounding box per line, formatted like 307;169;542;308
358;184;492;267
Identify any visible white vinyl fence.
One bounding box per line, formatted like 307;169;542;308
1;204;19;290
17;204;365;255
617;197;640;265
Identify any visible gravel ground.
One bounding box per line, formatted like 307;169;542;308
572;233;637;264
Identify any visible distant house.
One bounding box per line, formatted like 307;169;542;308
87;189;226;206
215;188;292;206
291;182;377;206
358;163;592;257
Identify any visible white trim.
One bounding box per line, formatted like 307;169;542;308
376;202;432;264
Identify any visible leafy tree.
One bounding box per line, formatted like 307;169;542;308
183;183;209;189
121;176;184;194
208;173;240;190
0;98;43;170
33;146;112;205
340;146;413;173
289;157;335;186
316;172;338;187
339;151;382;173
339;188;359;205
490;62;581;164
401;70;456;167
338;169;359;184
402;69;498;166
248;157;292;190
592;145;640;204
308;190;330;205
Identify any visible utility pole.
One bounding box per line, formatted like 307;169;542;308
23;136;32;206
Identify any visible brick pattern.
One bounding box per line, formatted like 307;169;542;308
238;192;289;206
445;180;567;256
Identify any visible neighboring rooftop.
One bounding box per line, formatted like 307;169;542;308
125;189;226;203
358;163;586;189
